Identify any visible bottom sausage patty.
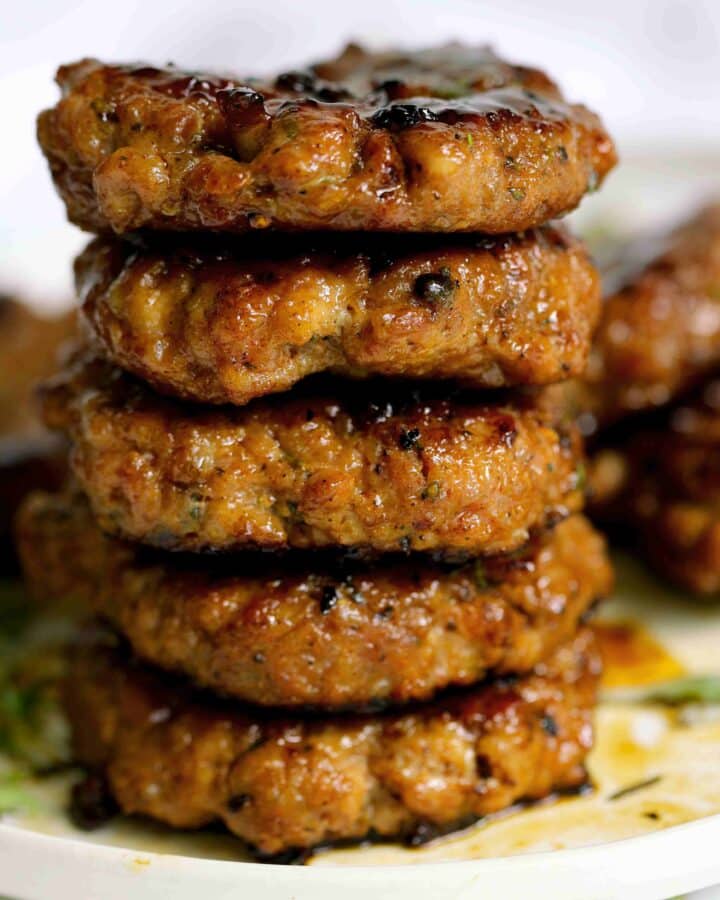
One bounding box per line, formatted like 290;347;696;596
65;627;599;857
18;491;611;709
589;379;720;593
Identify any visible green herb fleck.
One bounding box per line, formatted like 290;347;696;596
0;770;36;815
0;582;70;772
473;561;488;590
421;481;442;501
188;493;204;521
508;187;526;202
635;675;720;706
575;462;587;492
281;117;300;140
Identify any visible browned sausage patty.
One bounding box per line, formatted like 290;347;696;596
18;491;610;708
37;44;616;236
569;204;720;434
0;297;73;567
0;296;74;437
0;436;66;571
41;349;584;557
77;227;600;406
589;380;720;593
65;627;599;857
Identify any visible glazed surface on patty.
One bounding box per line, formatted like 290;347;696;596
77;227;600;405
18;492;610;708
570;204;720;433
41;349;584;557
589;380;720;593
65;627;599;857
37;44;616;235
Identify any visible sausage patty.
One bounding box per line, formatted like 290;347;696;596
589;379;720;593
65;627;599;857
0;436;66;571
0;296;74;437
0;297;73;568
18;491;610;708
569;204;720;434
41;349;584;558
37;44;616;236
77;226;600;406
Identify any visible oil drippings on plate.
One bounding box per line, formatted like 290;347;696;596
593;619;685;688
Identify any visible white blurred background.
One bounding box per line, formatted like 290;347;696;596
3;0;720;308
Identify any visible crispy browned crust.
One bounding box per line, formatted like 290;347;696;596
589;380;720;593
65;627;599;856
569;204;720;432
40;349;584;557
37;45;616;236
18;491;610;708
77;227;600;405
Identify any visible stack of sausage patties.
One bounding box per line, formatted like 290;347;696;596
19;44;616;858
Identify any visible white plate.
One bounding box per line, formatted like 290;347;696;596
2;814;720;900
3;151;720;899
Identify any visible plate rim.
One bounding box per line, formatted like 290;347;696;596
2;812;720;900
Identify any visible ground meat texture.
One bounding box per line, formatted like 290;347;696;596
64;627;600;857
37;44;616;236
18;492;611;708
588;379;720;594
76;226;600;406
568;204;720;435
40;349;585;557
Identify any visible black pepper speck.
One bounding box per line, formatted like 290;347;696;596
320;585;338;614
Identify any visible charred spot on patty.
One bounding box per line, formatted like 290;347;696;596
69;772;119;830
413;267;457;306
398;428;422;451
370;103;441;130
319;585;338;614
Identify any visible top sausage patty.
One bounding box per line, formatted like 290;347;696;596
41;348;584;557
77;226;600;405
37;44;616;235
